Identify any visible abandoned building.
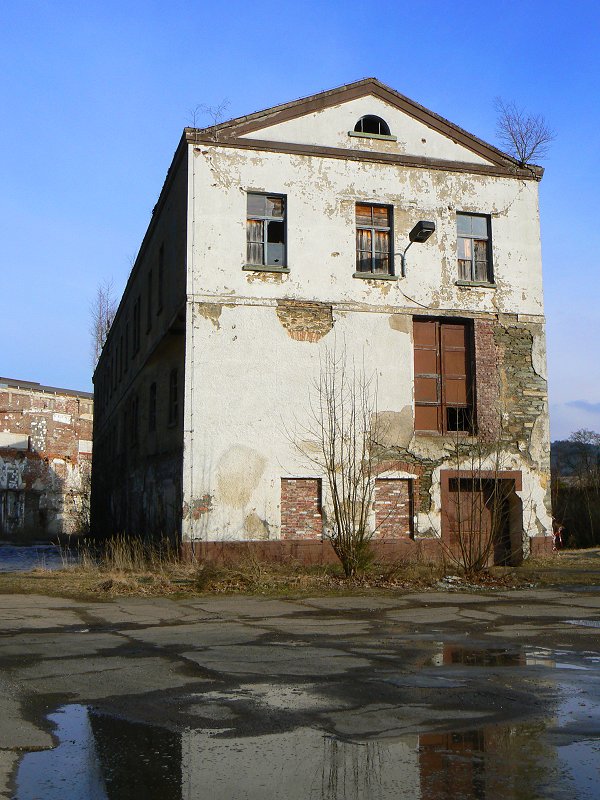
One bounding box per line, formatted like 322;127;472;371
0;377;93;537
91;78;553;561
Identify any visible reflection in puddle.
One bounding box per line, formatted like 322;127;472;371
15;702;600;799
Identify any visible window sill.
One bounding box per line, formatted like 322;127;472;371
243;265;290;274
348;131;397;142
455;280;496;289
353;272;398;281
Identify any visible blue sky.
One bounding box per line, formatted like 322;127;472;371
1;0;598;440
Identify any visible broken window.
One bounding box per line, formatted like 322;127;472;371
354;115;391;136
355;204;392;274
246;194;286;268
413;318;474;434
457;213;493;282
168;368;178;426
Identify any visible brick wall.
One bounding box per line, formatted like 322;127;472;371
473;319;501;440
374;478;413;538
280;478;323;539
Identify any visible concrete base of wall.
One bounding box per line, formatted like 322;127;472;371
181;536;554;566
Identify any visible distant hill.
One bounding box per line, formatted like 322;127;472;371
551;439;600;476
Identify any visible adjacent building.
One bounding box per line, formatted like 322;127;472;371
0;377;93;537
91;79;552;560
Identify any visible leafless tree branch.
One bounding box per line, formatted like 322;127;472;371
495;98;556;167
90;278;117;367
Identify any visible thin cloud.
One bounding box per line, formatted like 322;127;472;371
566;400;600;415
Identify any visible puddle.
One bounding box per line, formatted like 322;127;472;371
14;699;600;799
15;705;181;799
0;542;77;572
566;619;600;628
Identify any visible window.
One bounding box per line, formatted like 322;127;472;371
132;297;141;354
130;394;139;446
246;193;286;268
355;204;392;274
146;270;153;332
148;382;157;432
168;368;178;426
354;115;391;136
157;244;164;314
457;213;493;283
413;318;473;434
124;321;129;371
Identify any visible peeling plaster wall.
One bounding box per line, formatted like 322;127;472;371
239;95;493;165
0;384;93;536
182;134;550;548
188;144;544;317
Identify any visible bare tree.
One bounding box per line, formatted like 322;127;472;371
188;100;230;139
291;346;380;578
90;278;117;367
440;418;522;574
495;98;556;166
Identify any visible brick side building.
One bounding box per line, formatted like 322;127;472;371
92;79;553;561
0;377;93;537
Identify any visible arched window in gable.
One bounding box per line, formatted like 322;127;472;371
354;115;391;137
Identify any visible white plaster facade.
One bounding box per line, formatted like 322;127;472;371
94;79;552;558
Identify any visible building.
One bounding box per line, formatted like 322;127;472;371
0;377;93;537
91;78;552;560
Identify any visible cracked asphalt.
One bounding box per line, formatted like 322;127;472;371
1;587;599;798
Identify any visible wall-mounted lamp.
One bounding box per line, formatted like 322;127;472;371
400;220;435;277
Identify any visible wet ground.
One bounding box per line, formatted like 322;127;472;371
0;543;77;573
0;586;599;799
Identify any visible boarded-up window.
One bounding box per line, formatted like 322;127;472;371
355;203;392;274
374;479;413;538
414;318;473;433
280;478;323;539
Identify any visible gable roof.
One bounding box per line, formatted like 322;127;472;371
186;78;543;179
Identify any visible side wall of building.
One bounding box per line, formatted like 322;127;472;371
91;145;188;540
0;382;93;537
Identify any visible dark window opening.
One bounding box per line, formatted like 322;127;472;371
168;369;178;426
130;395;139;447
149;382;157;432
457;213;493;282
354;115;391;136
146;270;153;332
356;203;392;274
447;406;471;432
157;244;164;314
132;297;141;355
247;193;286;267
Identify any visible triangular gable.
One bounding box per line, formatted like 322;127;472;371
188;79;540;175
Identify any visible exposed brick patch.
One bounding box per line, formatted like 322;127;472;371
374;478;413;538
280;478;323;539
275;300;333;342
474;319;501;440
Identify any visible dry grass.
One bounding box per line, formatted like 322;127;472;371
2;538;596;600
